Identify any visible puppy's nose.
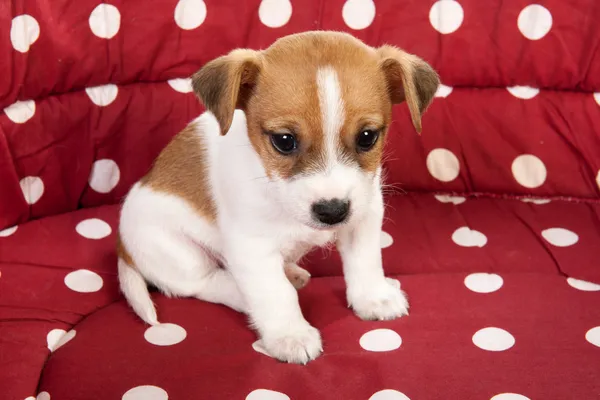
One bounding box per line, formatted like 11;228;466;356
311;199;350;225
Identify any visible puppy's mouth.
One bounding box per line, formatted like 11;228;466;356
308;221;345;231
306;211;353;231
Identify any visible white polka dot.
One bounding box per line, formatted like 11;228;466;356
381;231;394;248
541;228;578;247
89;159;120;193
0;226;18;237
76;218;112;239
594;93;600;106
521;198;550;205
426;148;460;182
174;0;207;30
567;277;600;292
434;194;466;205
47;329;76;352
25;394;51;400
85;84;118;106
491;394;530;400
435;84;453;98
511;154;546;188
506;86;539;100
342;0;375;30
464;273;503;293
369;390;411;400
64;269;103;293
429;0;464;34
20;176;44;205
144;323;187;346
586;326;600;348
259;0;292;28
4;100;36;123
10;15;40;53
246;389;290;400
596;169;600;189
472;327;515;351
518;4;552;40
167;78;193;93
452;227;487;248
360;329;402;352
122;385;168;400
89;4;121;39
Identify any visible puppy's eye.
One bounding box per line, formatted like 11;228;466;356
270;133;298;155
356;129;380;152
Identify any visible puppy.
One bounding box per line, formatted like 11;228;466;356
117;31;439;364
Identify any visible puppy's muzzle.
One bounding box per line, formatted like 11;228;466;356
311;198;350;225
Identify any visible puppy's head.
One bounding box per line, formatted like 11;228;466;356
192;31;439;229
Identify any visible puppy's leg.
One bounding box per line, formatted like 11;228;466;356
224;236;322;364
284;263;311;290
194;267;247;313
131;229;246;314
337;193;409;321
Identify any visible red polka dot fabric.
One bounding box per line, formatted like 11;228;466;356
1;1;599;399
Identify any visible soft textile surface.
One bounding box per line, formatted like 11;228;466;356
2;195;600;399
1;0;600;230
1;0;600;399
37;274;600;400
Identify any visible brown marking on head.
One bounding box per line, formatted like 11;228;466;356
191;31;439;179
141;122;217;221
191;49;261;136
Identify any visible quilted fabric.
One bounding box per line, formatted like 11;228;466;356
1;0;600;399
2;196;600;399
2;0;600;230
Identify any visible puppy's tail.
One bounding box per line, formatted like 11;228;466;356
118;258;159;325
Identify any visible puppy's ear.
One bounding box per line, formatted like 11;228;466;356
377;45;440;134
191;49;261;135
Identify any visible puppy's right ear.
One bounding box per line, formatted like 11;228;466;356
191;49;261;135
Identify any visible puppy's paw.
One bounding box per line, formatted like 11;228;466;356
348;278;409;321
261;323;322;364
284;263;311;290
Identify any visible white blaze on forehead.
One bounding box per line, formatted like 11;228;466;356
316;66;345;166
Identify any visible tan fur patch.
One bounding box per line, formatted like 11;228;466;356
191;49;261;136
142;122;217;221
244;32;391;177
116;232;134;266
191;31;438;180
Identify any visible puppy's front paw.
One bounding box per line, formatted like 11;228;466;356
348;278;409;321
284;263;311;290
261;323;322;364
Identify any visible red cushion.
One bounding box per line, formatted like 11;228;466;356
2;0;600;397
2;194;599;399
2;0;599;230
35;274;600;399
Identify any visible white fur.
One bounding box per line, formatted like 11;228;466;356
317;66;344;166
118;258;158;325
337;170;409;321
119;67;408;364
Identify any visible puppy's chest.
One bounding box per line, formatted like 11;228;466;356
279;230;336;262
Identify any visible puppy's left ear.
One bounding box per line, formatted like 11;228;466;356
377;45;440;134
191;49;262;135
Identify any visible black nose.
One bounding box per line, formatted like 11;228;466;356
311;199;350;225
